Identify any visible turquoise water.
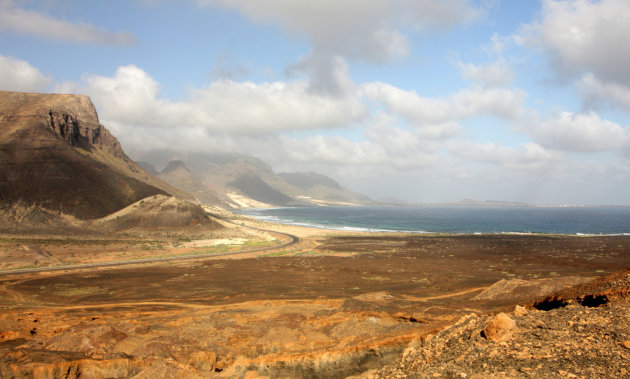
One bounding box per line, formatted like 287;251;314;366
238;206;630;235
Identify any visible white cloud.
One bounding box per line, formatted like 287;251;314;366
198;0;486;96
273;131;436;174
0;54;51;91
59;64;367;136
458;58;514;87
361;82;525;128
278;135;387;166
527;111;630;152
450;141;563;171
198;0;482;62
50;62;629;203
487;33;508;55
519;0;630;85
0;0;136;45
577;73;630;111
286;54;355;97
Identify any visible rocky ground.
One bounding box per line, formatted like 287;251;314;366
0;234;628;378
364;269;630;378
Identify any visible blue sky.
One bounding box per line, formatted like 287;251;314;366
2;0;630;205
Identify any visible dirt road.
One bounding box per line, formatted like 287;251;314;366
0;217;300;276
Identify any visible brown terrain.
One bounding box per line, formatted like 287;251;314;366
366;269;630;378
0;91;190;220
1;91;629;378
1;223;629;378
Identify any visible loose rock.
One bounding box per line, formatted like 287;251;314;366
483;312;516;342
514;305;528;317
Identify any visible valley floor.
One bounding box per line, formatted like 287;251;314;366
0;217;629;377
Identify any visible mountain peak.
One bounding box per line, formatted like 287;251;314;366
279;172;342;190
0;91;184;219
161;160;189;174
0;91;125;159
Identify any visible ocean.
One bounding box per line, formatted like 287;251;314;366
238;206;630;235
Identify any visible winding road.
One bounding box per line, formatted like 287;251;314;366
0;215;301;277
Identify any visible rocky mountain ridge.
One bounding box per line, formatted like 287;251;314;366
1;92;122;158
0;91;192;220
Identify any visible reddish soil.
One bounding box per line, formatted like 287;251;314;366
0;234;629;377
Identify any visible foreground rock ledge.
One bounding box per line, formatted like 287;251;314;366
366;270;630;378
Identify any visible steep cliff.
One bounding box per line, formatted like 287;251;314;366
0;91;190;219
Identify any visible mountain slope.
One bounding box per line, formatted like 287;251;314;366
228;173;295;205
136;161;159;176
158;160;228;207
135;151;373;208
96;194;217;231
278;172;342;190
278;172;372;205
0;91;191;219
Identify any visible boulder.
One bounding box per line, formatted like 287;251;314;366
483;312;516;342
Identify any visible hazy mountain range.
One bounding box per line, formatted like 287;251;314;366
0;91;372;226
136;152;373;209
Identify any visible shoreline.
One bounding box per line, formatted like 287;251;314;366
235;211;630;237
2;219;629;377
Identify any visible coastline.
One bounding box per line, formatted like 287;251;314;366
236;205;630;236
1;213;629;377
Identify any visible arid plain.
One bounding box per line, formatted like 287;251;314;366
1;210;629;378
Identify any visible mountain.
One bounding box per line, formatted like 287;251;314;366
153;153;308;207
228;173;295;205
278;172;341;190
278;172;372;205
95;194;216;231
136;161;159;176
0;91;192;219
136;151;373;208
158;160;228;207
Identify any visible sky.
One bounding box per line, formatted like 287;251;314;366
2;0;630;205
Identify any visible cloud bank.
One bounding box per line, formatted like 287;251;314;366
520;0;630;111
198;0;486;96
3;0;630;203
0;54;51;92
0;0;136;45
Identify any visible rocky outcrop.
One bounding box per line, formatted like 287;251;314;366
46;108;124;160
482;312;516;342
2;358;136;379
366;270;630;378
472;276;593;302
1;92;124;157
